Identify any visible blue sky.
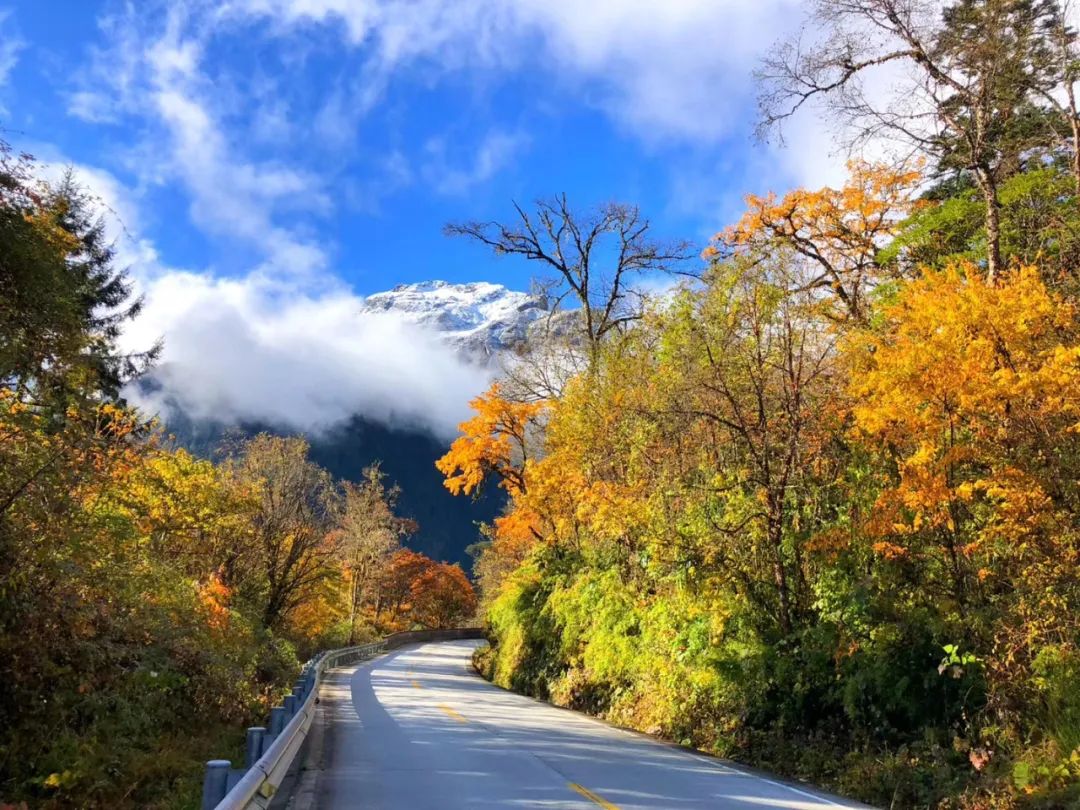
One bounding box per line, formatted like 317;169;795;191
0;0;838;293
0;0;843;435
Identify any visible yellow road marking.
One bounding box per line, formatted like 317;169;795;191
411;679;422;689
569;783;620;810
437;703;467;723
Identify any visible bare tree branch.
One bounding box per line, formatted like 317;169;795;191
446;197;694;352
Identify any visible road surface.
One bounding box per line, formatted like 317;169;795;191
313;640;873;809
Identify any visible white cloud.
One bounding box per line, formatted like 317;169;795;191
70;3;332;277
30;152;489;439
0;8;23;104
70;0;851;246
423;130;528;196
229;0;805;143
53;0;881;442
123;270;493;438
215;0;848;205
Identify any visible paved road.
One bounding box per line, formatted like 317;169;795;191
315;640;873;809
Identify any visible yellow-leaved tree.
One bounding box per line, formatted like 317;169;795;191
847;265;1080;760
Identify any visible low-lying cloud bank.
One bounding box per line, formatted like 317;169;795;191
122;271;493;439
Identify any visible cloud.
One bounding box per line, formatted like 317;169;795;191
0;8;24;105
68;0;850;249
30;154;489;440
123;271;494;438
229;0;805;143
49;0;876;443
70;3;332;277
423;130;529;196
214;0;847;205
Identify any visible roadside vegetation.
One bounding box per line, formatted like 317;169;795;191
439;2;1080;806
0;143;475;808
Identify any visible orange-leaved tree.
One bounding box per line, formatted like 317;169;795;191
375;549;435;627
410;562;477;629
436;382;544;497
711;160;921;322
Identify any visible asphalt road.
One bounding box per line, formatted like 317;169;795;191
315;640;873;809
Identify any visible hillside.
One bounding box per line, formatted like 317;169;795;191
165;409;504;568
149;280;545;568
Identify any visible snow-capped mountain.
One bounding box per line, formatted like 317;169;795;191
360;280;550;361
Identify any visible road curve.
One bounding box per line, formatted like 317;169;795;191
315;640;873;810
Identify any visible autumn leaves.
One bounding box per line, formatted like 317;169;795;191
436;156;1080;806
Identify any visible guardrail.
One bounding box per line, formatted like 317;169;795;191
200;628;483;810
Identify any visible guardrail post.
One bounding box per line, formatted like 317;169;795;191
245;727;266;769
284;694;298;717
202;760;231;810
293;680;306;701
269;706;285;736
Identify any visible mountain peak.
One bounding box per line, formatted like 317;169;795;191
361;280;549;361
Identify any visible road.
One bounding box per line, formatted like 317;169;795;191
313;640;873;809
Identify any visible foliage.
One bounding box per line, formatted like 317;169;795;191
338;464;413;643
446;152;1080;808
0;144;157;404
883;163;1080;289
757;0;1078;280
435;383;544;497
374;549;477;630
0;148;473;808
409;562;478;629
712;160;921;321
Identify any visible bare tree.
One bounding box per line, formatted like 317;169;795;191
498;323;592;403
446;195;692;354
758;0;1065;281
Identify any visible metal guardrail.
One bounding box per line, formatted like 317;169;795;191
200;639;386;810
200;628;483;810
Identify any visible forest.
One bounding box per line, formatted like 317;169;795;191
435;1;1080;807
0;143;476;806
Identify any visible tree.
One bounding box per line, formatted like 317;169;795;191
446;195;692;355
337;464;412;643
712;160;921;321
655;260;839;633
881;162;1080;285
226;434;341;629
110;446;259;586
409;562;477;629
436;383;544;498
758;0;1066;280
1040;1;1080;192
0;145;158;403
375;549;435;626
848;264;1080;610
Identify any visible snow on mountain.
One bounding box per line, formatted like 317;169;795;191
360;280;550;361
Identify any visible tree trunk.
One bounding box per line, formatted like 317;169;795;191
1071;115;1080;196
1064;55;1080;195
767;497;793;635
975;166;1003;282
347;573;361;645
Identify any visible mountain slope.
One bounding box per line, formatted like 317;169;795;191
155;280;543;568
